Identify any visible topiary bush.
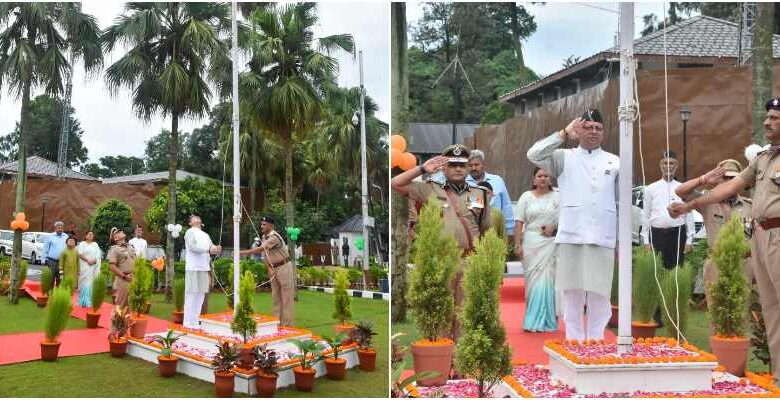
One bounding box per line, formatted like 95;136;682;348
128;258;152;317
173;278;185;313
44;287;73;342
231;271;257;343
89;199;133;252
455;230;512;397
409;200;459;341
91;274;107;313
709;215;750;337
332;271;352;324
40;268;53;296
632;246;661;323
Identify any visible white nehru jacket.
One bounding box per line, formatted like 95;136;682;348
184;227;213;271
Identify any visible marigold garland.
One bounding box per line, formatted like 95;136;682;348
543;337;718;366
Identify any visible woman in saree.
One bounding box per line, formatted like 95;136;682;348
514;167;560;332
77;230;103;307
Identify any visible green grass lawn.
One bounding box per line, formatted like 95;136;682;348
0;296;84;334
392;307;771;374
0;289;389;398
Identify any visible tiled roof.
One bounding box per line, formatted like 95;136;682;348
502;15;780;102
101;170;218;185
0;156;98;181
332;215;364;233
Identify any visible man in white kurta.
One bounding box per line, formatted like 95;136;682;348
527;109;618;341
183;215;221;329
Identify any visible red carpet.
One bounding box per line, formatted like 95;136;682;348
500;276;615;365
0;293;173;365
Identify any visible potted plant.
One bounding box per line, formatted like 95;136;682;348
108;307;133;357
172;277;185;324
392;360;441;398
15;259;28;297
128;258;152;338
631;246;662;338
141;259;154;314
150;329;185;377
212;341;239;398
455;230;513;397
231;271;257;369
332;271;354;341
290;338;325;392
37;267;52;308
252;344;278;397
353;320;378;372
86;274;107;328
408;202;459;385
322;332;348;380
659;262;695;337
709;215;751;376
40;286;73;361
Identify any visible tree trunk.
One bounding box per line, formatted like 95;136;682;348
391;2;410;323
284;134;297;300
8;78;32;304
165;112;180;303
753;3;774;145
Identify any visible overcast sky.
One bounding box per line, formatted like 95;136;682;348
0;1;390;164
406;2;697;78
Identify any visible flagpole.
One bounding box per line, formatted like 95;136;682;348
231;0;241;310
359;50;370;288
617;2;635;354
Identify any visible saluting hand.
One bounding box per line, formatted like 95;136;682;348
563;118;585;140
422;155;448;174
700;167;726;187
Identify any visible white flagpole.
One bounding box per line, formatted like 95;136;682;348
617;2;635;354
231;0;241;310
359;50;370;287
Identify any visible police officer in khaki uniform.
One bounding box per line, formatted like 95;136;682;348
675;159;753;307
107;227;136;308
391;144;491;340
240;216;294;326
670;96;780;384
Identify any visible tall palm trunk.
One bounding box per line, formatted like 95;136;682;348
284;134;297;300
753;3;774;144
8;77;32;304
165;112;179;302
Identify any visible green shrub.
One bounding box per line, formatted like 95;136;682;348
0;255;10;280
44;287;73;342
749;282;770;368
409;200;459;341
231;271;257;343
610;262;619;306
659;263;694;337
332;271;352;324
174;260;185;279
89;199;133;252
128;258;152;316
16;260;28;289
298;268;312;286
455;229;512;397
347;269;363;285
173;278;185;312
490;208;506;241
709;215;750;337
91;274;107;313
632;246;662;323
40;268;53;296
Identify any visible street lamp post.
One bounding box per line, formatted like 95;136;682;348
680;105;692;181
353;50;370;289
41;195;49;231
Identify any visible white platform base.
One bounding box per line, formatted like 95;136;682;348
128;337;359;394
544;347;717;394
198;316;281;337
506;261;523;276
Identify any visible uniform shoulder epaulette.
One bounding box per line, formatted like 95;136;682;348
739;196;753;205
424;177;445;187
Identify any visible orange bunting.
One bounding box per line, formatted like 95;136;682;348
399;152;417;171
390;134;407;152
390;148;402;169
14;212;26;222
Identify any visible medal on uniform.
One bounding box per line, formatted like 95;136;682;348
772;161;780;185
468;194;483;209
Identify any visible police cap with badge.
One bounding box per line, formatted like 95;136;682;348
442;144;470;164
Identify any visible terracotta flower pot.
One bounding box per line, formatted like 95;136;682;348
158;355;178;377
325;357;347;380
631;321;658;339
129;316;148;339
608;304;619;328
411;339;454;386
255;371;278;397
239;344;254;370
172;310;184;324
36;295;48;308
40;340;61;361
109;339;128;357
335;323;356;344
214;371;235;398
293;366;316;392
86;311;101;328
357;348;377;372
710;335;750;377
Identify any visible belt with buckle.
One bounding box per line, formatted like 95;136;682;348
268;258;290;268
758;217;780;230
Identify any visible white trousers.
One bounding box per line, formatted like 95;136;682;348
183;291;206;329
563;289;610;341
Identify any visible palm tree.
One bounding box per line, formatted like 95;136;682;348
0;3;103;303
103;2;232;301
241;3;355;243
